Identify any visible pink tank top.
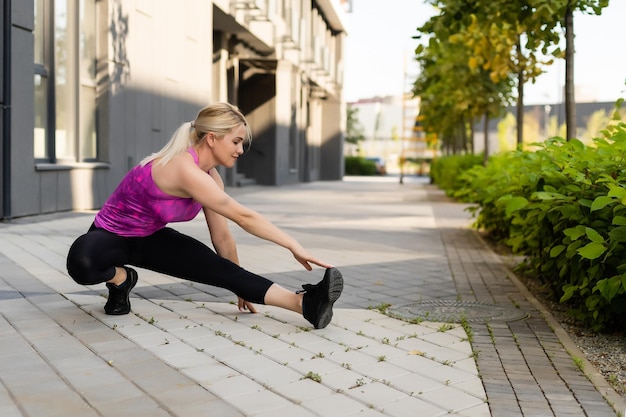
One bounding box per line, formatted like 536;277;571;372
94;148;203;237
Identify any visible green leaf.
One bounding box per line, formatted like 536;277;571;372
565;184;582;193
586;296;600;310
563;225;586;240
534;191;570;201
568;138;585;152
608;187;626;199
549;245;565;258
594;276;623;303
505;196;528;216
585;227;605;243
608;226;626;242
612;215;626;226
560;285;576;302
590;196;614;212
566;240;583;258
543;185;557;193
554;204;580;219
577;242;606;260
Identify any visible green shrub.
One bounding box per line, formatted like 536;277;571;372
345;156;377;176
430;154;483;195
444;120;626;331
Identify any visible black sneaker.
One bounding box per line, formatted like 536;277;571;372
104;267;138;315
300;267;343;329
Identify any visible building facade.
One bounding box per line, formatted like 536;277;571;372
0;0;346;220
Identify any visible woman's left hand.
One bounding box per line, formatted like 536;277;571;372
238;297;258;313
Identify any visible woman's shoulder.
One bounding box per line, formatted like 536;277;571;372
159;150;196;170
162;156;220;200
151;151;197;189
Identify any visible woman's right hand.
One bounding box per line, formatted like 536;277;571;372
291;244;333;271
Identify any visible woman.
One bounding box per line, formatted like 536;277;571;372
66;103;343;329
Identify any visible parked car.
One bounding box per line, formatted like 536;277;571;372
365;157;387;175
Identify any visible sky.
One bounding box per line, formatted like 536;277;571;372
342;0;626;105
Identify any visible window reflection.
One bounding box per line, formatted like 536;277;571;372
80;0;97;160
33;0;97;162
34;74;48;159
54;0;74;160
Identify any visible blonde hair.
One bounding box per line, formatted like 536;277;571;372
141;102;252;167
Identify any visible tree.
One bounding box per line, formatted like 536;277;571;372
413;1;513;157
413;0;610;154
345;104;365;145
425;0;609;146
449;0;563;148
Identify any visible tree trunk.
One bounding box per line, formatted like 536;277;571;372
459;116;467;153
564;6;576;141
470;119;475;154
517;69;524;149
483;111;489;166
516;37;524;149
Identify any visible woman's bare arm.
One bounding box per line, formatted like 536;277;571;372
172;157;332;270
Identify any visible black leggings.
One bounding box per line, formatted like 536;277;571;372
66;224;274;304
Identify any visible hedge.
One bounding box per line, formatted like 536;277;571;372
433;120;626;331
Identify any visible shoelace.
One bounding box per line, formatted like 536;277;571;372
296;283;318;294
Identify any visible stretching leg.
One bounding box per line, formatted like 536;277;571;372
265;284;303;313
68;226;305;313
136;228;303;311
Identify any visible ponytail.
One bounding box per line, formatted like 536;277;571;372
140;122;194;167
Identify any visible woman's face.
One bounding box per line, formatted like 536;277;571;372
211;124;247;168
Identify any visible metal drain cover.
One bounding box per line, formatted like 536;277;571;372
388;300;529;324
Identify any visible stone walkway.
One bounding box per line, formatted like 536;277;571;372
0;176;622;416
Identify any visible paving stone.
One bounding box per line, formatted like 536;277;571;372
0;178;622;416
224;388;293;416
271;378;336;402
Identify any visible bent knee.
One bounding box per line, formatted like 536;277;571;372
67;245;104;285
66;256;99;285
67;229;122;285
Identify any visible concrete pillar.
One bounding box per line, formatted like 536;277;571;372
275;60;296;184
